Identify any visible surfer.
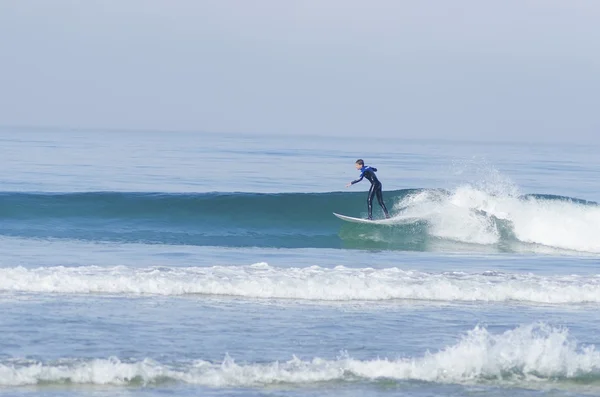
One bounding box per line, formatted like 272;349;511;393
345;159;390;220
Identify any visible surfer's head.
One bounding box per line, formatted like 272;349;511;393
355;159;364;170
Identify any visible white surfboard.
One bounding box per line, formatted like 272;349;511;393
333;212;393;225
333;212;421;225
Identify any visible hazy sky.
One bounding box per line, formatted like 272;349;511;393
1;1;598;142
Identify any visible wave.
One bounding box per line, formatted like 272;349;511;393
2;264;600;304
0;188;598;253
2;323;599;388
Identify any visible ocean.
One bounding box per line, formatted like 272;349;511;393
1;129;599;396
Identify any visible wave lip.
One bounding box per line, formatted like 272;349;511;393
1;324;599;388
2;264;600;304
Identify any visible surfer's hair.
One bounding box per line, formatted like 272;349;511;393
355;159;364;166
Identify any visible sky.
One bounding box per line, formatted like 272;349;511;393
0;0;599;142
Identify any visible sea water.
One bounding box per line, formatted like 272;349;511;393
0;128;599;396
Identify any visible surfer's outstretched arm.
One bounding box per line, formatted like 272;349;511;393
346;176;363;187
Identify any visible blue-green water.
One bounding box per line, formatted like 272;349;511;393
1;189;595;251
1;129;600;396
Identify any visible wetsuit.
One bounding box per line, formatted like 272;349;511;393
350;166;390;220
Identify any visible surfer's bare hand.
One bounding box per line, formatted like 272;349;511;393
345;183;351;188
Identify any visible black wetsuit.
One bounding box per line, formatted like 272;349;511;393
351;166;390;220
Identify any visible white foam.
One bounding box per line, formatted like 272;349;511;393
1;323;599;387
394;189;501;245
1;264;600;303
393;185;600;253
506;195;600;253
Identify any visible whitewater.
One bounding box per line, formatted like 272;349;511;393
392;186;600;253
1;323;599;388
2;263;600;304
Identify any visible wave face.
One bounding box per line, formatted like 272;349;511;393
0;188;598;253
2;264;600;303
1;323;599;388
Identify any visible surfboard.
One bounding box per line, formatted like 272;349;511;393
333;212;391;224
